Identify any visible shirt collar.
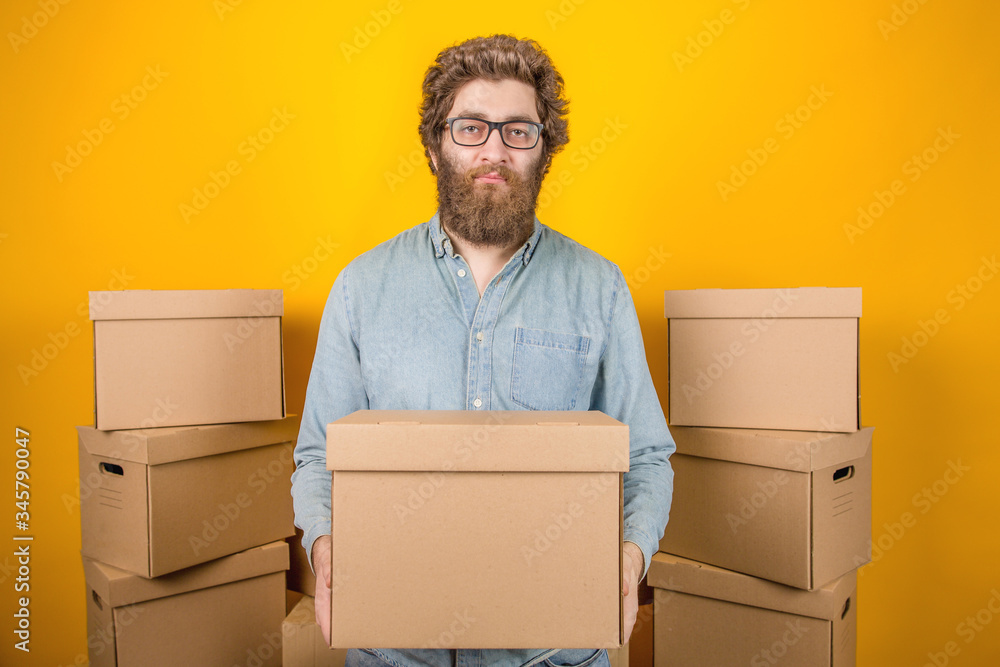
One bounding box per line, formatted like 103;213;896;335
429;211;543;266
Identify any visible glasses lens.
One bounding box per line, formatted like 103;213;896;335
501;122;539;149
450;119;540;149
451;119;489;146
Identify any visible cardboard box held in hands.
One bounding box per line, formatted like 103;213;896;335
326;410;629;649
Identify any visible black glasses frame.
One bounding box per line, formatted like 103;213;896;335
445;117;544;150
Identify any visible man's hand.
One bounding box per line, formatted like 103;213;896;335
312;534;333;644
622;541;644;643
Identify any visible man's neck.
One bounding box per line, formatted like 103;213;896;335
444;224;524;297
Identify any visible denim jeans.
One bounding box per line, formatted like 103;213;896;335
346;648;611;667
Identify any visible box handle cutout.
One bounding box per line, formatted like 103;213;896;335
92;590;103;610
100;462;124;476
833;465;854;483
841;596;851;619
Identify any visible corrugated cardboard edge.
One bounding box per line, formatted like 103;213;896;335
647;552;856;621
667;426;874;473
327;410;629;472
77;416;299;465
619;476;625;647
83;540;289;607
89;289;284;320
663;287;862;319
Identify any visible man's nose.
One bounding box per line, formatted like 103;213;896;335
477;126;510;163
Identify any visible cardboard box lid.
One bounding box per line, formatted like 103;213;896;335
664;287;861;318
83;540;289;607
648;553;855;621
667;425;873;473
89;289;283;320
76;416;299;465
327;410;629;472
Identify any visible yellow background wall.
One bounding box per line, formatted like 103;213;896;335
2;0;998;664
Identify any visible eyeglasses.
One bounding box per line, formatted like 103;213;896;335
445;117;544;150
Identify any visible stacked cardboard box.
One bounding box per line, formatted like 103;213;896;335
651;288;871;667
79;290;295;667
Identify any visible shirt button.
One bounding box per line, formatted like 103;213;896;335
457;269;467;277
473;398;482;408
476;331;484;341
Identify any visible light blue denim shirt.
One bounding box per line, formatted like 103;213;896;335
291;212;674;667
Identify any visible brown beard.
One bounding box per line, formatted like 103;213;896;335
435;153;544;249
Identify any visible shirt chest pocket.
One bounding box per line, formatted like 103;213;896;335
510;327;590;411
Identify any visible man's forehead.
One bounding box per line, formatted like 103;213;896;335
447;78;539;122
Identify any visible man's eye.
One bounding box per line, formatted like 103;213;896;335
508;128;525;137
459;125;482;133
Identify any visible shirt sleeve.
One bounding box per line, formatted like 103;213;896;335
291;267;369;569
589;268;675;579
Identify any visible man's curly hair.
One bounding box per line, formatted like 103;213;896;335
418;34;570;176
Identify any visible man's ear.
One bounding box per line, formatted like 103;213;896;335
428;149;439;175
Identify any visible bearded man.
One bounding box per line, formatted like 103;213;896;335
291;34;674;667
